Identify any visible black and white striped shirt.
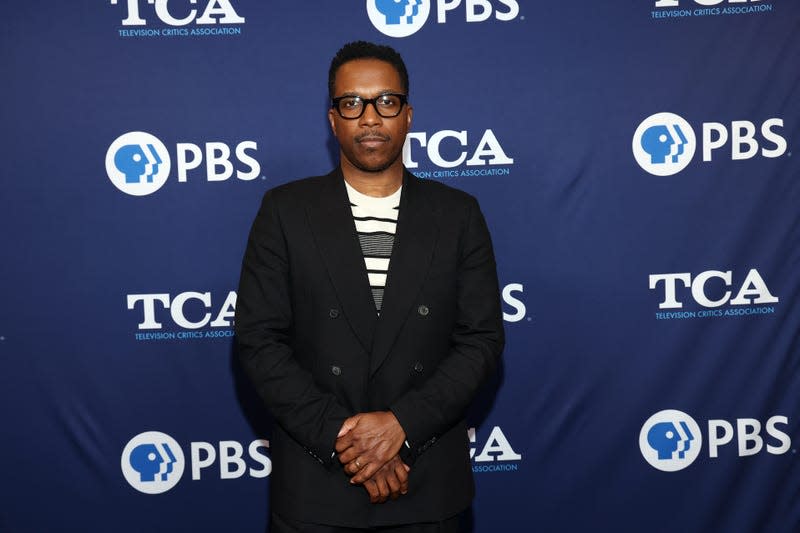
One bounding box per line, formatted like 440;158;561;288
345;181;401;313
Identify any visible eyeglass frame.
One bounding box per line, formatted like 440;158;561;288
330;92;409;119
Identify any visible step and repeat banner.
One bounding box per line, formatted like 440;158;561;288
1;2;798;532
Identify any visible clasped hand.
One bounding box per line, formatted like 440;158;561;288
335;411;410;503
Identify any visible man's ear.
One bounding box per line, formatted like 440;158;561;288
328;108;337;136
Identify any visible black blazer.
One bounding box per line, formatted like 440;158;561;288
235;168;504;528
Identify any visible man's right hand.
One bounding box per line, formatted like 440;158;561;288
360;455;410;504
336;411;406;484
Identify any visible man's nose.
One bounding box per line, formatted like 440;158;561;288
358;101;383;127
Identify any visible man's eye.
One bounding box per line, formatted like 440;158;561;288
377;97;396;107
342;98;361;108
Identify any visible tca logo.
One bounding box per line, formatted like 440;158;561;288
655;0;761;5
106;132;260;196
403;129;513;169
367;0;519;38
130;288;525;329
469;426;522;463
649;269;778;310
640;410;791;472
121;431;270;494
127;291;236;330
110;0;244;27
632;112;786;176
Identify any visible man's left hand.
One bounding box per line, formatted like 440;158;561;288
335;411;406;484
361;455;410;503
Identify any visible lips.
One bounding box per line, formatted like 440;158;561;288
356;132;390;147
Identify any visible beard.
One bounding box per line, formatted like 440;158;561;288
341;133;404;173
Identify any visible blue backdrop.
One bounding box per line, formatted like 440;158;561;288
2;2;798;532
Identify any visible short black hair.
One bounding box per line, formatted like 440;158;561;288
328;41;409;99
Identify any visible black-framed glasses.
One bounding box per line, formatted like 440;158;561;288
331;93;408;119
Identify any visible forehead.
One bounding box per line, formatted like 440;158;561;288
333;59;402;96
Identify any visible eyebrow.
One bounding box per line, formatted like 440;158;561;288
336;89;400;98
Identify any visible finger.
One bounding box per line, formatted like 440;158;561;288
363;480;379;502
351;461;381;485
344;460;361;475
337;447;360;464
374;474;390;503
393;461;408;483
385;470;401;500
393;462;409;494
337;417;359;438
334;435;354;454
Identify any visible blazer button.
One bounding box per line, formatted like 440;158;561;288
417;305;429;316
329;309;340;319
413;361;424;373
331;365;342;376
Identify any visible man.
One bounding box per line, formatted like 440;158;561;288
235;41;504;532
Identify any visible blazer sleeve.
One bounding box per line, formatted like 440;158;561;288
390;196;505;458
235;189;351;467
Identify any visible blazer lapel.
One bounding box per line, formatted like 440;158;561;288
370;171;439;375
305;169;377;353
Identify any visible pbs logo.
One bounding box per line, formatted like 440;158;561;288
632;112;696;176
366;0;430;38
105;131;171;196
633;112;787;176
639;409;702;472
106;130;261;196
121;431;185;494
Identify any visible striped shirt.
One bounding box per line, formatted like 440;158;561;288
344;181;401;313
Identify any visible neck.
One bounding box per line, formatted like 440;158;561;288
340;157;404;198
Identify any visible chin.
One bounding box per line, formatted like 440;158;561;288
357;160;397;173
348;153;398;173
342;146;402;174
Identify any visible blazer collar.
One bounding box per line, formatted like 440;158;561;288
370;169;439;375
304;168;378;353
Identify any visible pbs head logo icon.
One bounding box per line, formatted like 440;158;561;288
367;0;430;37
639;409;702;472
106;131;171;196
632;112;696;176
121;431;185;494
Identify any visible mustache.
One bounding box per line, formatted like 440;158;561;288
355;131;390;143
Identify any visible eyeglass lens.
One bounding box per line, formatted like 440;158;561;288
336;95;404;118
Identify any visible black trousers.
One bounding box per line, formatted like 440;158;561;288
270;512;462;533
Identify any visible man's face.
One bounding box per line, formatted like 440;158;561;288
328;58;412;174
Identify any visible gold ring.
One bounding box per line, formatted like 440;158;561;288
355;459;362;469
